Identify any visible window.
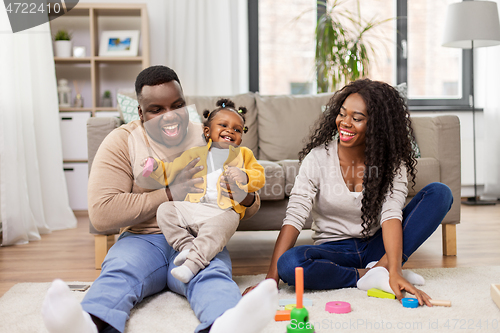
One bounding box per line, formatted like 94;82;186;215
249;0;471;108
256;0;317;95
398;0;471;108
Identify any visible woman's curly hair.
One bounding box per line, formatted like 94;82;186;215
299;79;417;238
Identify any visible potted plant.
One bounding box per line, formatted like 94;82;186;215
315;0;393;92
54;29;72;57
101;90;113;107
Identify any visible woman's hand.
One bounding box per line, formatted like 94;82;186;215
167;158;204;200
388;270;432;307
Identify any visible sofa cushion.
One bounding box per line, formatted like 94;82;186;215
277;159;301;196
256;92;334;161
257;160;285;201
186;93;259;156
407;157;440;197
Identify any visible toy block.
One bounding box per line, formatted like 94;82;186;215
287;267;314;333
325;301;351;313
367;288;396;299
280;298;313;307
275;310;291;321
402;298;419;308
491;284;500;310
429;299;452;307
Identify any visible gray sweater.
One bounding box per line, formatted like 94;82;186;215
283;141;408;244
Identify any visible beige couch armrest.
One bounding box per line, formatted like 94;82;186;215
411;115;461;224
87;117;122;173
86;117;122;237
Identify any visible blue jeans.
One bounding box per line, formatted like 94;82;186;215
81;232;241;333
277;182;453;290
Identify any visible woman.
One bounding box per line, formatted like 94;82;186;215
244;79;453;306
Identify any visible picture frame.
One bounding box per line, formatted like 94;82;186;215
99;30;140;57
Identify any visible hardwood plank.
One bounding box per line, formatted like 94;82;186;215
1;203;499;297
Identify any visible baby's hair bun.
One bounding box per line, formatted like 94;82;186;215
216;98;235;109
237;106;248;115
243;126;248;134
203;109;210;119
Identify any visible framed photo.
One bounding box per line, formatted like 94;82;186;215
99;30;140;57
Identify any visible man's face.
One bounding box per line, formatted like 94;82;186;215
138;81;189;147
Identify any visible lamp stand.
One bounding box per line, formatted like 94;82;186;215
462;40;496;206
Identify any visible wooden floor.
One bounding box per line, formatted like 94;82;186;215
1;203;499;297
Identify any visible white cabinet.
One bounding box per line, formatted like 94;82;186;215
64;163;89;210
60;112;91;161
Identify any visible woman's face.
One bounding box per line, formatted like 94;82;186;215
335;93;368;148
138;81;189;147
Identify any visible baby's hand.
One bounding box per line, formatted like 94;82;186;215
224;166;248;185
140;157;158;170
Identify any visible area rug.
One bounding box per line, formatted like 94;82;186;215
1;267;499;333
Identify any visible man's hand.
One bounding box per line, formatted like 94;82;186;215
167;158;204;200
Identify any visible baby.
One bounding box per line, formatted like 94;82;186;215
146;98;265;283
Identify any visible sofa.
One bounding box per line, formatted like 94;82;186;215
87;92;461;269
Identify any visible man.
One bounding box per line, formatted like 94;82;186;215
41;66;277;333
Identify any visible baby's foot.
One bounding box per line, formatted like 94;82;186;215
174;249;190;266
42;279;97;333
171;265;195;284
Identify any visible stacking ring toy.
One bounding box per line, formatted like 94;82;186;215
402;298;419;308
325;301;351;314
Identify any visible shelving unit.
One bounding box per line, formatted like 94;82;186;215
50;3;149;210
50;3;150;115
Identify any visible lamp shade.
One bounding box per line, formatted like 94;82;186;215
443;1;500;49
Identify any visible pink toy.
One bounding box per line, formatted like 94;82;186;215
142;157;155;177
325;301;351;314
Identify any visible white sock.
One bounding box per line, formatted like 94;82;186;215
365;261;425;285
174;249;190;266
210;279;278;333
171;265;195;283
42;279;97;333
356;266;394;294
402;270;425;285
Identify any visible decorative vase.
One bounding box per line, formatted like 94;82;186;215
57;79;71;107
55;40;72;57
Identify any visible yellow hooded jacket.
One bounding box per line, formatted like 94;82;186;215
149;140;265;219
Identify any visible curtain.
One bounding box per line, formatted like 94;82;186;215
0;8;77;245
477;0;500;200
164;0;249;96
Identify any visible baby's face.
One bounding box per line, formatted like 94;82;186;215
204;110;244;149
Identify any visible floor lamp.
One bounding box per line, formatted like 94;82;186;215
443;0;500;205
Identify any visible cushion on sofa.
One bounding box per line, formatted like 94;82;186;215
256;92;334;161
257;160;285;201
186;93;259;156
277;159;301;196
